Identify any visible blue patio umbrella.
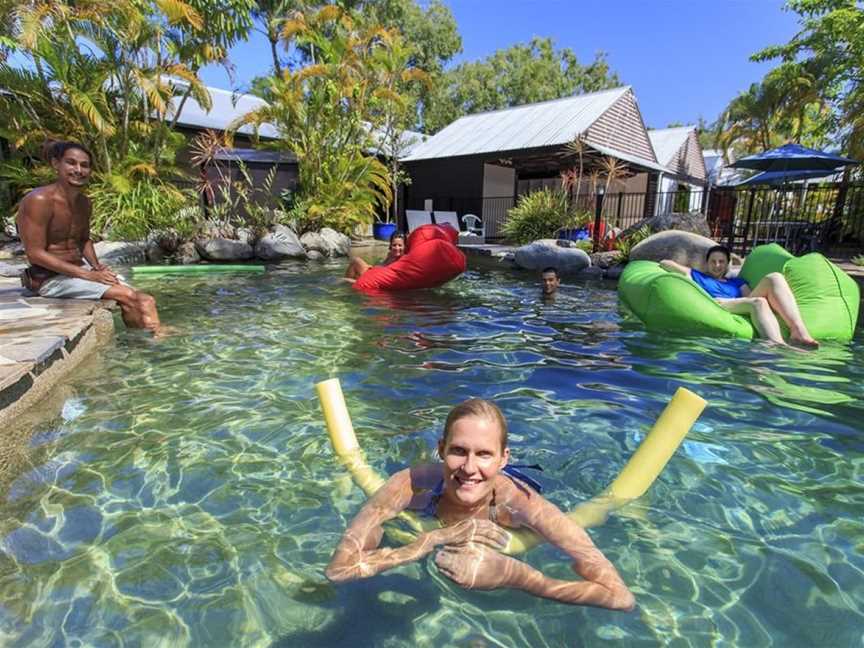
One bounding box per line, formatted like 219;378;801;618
730;143;858;173
734;167;842;186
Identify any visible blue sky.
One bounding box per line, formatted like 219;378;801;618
200;0;801;130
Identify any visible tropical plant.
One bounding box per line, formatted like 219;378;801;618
88;175;199;241
234;5;426;234
752;0;864;159
614;225;651;262
0;0;254;237
424;37;620;133
366;30;430;222
189;129;283;234
502;188;569;244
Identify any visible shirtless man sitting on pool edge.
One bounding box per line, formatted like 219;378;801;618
660;245;818;348
16;141;163;332
325;398;635;610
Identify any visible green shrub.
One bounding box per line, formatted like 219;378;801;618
615;225;652;261
503;188;569;244
89;176;201;241
852;254;864;266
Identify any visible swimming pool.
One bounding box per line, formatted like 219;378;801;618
1;263;862;646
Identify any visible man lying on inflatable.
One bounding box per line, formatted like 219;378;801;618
660;245;818;348
345;224;466;292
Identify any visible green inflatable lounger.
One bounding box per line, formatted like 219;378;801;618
618;243;860;342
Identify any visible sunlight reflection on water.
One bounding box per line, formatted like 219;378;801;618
0;264;862;647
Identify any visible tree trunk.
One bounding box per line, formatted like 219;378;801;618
269;34;282;76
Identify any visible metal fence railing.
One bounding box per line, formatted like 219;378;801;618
408;183;863;256
708;182;864;256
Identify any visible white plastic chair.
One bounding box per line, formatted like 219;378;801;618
406;210;433;233
461;214;485;238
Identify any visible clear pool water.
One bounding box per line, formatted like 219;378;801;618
1;262;863;647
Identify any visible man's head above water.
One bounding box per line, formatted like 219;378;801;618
704;245;732;280
541;267;560;295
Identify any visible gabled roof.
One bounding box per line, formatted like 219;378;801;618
403;86;632;161
648;126;695;166
649;125;708;183
168;82;279;139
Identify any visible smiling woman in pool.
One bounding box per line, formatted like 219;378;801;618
324;399;635;610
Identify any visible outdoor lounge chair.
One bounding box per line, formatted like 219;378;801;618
433;211;461;231
406;210;433;233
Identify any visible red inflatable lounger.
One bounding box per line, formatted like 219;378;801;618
354;224;466;292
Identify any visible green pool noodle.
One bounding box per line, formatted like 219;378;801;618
316;378;706;555
619;244;859;342
131;264;266;275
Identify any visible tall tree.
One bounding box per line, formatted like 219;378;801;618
234;5;426;233
251;0;301;75
423;37;620;133
713;64;832;156
752;0;863;157
285;0;460;129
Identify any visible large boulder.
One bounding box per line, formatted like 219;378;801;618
319;227;351;257
195;237;254;261
300;231;327;255
255;226;306;261
513;239;591;274
590;250;624;269
175;241;200;265
236;227;254;245
620;212;711;239
629;230;719;268
146;240;167;264
94;241;147;265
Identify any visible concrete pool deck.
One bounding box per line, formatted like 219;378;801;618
0;273;115;430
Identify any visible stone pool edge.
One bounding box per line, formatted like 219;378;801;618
0;277;116;431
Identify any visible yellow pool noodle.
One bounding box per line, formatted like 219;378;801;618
315;378;706;555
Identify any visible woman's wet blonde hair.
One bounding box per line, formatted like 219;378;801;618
442;399;508;451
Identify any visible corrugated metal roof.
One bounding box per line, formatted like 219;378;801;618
213;148;297;164
647;126;694;166
403;86;631;161
589;142;671;174
169;83;280;139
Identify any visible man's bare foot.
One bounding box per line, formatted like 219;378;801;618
151;324;179;338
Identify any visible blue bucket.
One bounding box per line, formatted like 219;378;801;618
373;222;397;241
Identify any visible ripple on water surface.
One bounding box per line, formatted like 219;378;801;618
0;265;863;647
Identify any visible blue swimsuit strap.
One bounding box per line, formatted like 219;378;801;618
502;463;544;493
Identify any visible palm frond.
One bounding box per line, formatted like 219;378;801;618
154;0;203;29
69;90;116;136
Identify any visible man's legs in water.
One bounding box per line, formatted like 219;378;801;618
103;284;161;330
